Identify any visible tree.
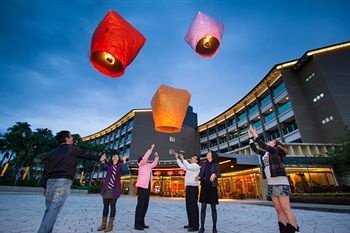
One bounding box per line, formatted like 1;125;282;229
329;128;350;186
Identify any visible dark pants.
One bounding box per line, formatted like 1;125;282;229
102;198;117;218
134;186;150;227
186;186;199;228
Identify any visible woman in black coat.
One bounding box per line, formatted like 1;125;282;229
197;150;220;233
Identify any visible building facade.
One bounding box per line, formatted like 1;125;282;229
83;41;350;199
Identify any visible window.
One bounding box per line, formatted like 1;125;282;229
169;136;175;142
252;120;262;129
305;72;315;82
260;94;271;107
169;149;175;155
321;116;334;125
237;112;247;122
278;101;292;115
313;93;325;103
248;104;258;115
273;82;286;97
264;112;276;123
282;121;298;135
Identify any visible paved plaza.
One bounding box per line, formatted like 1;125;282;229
0;192;349;233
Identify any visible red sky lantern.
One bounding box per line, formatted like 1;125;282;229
151;85;191;133
185;11;224;58
167;170;174;176
90;10;146;78
154;171;161;176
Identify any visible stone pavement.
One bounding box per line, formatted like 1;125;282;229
0;192;349;233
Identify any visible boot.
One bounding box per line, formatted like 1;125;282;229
286;223;300;233
278;222;287;233
198;227;205;233
104;217;114;232
212;226;217;233
97;216;107;231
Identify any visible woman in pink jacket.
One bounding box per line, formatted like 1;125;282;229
134;144;159;231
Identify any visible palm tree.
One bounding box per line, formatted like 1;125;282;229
4;122;33;184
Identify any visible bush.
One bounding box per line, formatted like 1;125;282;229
290;193;350;205
88;184;102;194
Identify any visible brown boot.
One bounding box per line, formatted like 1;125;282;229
97;216;107;231
104;217;114;232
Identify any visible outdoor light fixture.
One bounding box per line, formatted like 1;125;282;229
151;85;191;133
90;10;146;78
185;11;224;58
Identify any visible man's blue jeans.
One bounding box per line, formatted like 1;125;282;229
37;178;72;233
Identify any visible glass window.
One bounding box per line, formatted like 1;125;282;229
237;112;247;122
260;94;271;107
278;101;292;115
264;112;276;123
252;120;262;129
240;126;248;135
273;82;286;97
248;104;258;115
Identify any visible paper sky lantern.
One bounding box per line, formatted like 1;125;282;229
185;11;224;58
90;10;146;77
151;85;191;133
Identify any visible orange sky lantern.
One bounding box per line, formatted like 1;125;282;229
185;11;224;58
151;85;191;133
90;10;146;78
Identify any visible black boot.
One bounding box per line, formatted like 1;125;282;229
286;223;300;233
198;227;205;233
278;222;287;233
212;226;217;233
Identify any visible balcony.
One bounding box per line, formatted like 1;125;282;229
208;133;217;140
283;129;301;143
261;102;273;114
228;138;239;147
264;119;278;131
219;142;228;150
274;89;288;103
201;148;209;155
218;128;226;137
200;137;208;143
237;118;248;127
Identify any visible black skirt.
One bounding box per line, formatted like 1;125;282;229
199;181;219;205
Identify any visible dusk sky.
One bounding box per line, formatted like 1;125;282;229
1;0;349;137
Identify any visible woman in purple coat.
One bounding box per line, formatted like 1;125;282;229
97;154;129;232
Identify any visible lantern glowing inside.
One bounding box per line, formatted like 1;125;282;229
151;85;191;133
185;11;224;58
154;171;161;176
167;170;174;176
90;10;146;77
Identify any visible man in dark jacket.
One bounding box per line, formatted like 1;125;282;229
37;130;104;233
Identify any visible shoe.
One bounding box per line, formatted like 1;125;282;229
188;227;199;232
134;225;144;231
198;227;205;233
104;217;114;232
142;224;149;229
184;225;191;229
213;226;217;233
97;216;107;231
278;222;287;233
286;223;300;233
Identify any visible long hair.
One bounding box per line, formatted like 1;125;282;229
108;155;121;166
275;140;289;155
210;150;218;163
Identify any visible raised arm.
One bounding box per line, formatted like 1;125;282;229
175;152;186;170
150;152;159;169
75;146;100;161
121;154;130;175
182;159;199;171
139;144;155;167
248;126;276;155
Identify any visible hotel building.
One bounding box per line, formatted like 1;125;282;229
83;41;350;199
